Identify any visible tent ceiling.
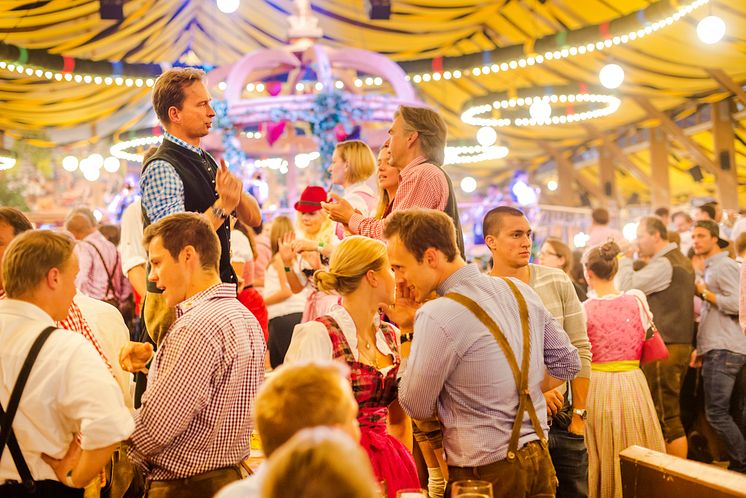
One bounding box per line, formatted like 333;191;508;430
1;0;746;201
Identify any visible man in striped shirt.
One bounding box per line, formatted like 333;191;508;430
483;206;592;498
388;209;580;498
126;213;265;497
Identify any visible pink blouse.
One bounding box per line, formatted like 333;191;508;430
583;291;651;363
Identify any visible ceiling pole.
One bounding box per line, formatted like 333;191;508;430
585;124;651;186
632;95;721;179
540;142;576;206
598;145;617;210
706;69;746;109
649;127;670;210
711;98;739;211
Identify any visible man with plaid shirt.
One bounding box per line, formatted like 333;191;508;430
124;213;265;498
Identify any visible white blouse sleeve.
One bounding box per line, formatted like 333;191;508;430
627;289;653;330
230;230;252;263
284;321;334;363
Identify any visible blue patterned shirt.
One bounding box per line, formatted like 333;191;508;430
140;132;204;223
399;264;580;467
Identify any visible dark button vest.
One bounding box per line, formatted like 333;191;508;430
141;138;236;293
438;165;466;260
646;249;695;344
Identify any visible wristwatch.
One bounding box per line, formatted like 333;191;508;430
573;408;587;420
211;203;228;220
701;289;710;301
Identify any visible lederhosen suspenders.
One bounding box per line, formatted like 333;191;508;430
445;277;547;461
0;326;57;493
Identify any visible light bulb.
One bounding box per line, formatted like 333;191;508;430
599;63;625;89
103;156;121;173
623;222;639;242
87;153;104;169
82;164;101;182
697;15;725;44
529;100;552;123
62;155;79;172
476;127;497;147
573;232;589;249
547;180;558;191
216;0;240;14
460;176;477;193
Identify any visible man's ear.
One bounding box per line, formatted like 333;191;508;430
484;234;497;251
424;247;439;268
46;267;61;290
167;105;180;125
407;130;419;147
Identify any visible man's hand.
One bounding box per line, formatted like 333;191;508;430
543;389;564;416
382;281;420;330
215;160;242;213
119;341;154;374
689;349;702;368
695;280;706;296
321;193;355;225
42;438;82;487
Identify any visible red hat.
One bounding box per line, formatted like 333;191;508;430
294;186;328;213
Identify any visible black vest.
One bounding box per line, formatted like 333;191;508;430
438;165;466;260
646;249;695;344
141;139;236;293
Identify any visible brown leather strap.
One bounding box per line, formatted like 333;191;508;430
445;277;546;460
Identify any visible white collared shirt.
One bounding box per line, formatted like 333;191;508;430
74;293;133;410
284;304;397;370
0;299;134;482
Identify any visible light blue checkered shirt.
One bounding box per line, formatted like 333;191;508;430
140;132;203;223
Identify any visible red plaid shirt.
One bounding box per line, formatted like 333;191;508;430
128;283;265;480
348;155;449;239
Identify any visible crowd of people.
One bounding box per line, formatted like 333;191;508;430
1;66;745;498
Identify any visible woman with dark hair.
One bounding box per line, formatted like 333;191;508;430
582;241;665;498
537;237;587;301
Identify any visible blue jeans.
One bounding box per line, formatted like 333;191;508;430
548;425;588;498
702;349;746;472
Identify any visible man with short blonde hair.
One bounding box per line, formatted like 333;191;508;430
216;361;359;498
0;230;134;496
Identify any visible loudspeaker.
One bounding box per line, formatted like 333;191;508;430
719;150;731;171
366;0;391;20
604;181;613;197
688;165;704;182
628;193;640;205
100;0;124;20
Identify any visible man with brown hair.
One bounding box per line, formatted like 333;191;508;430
386;209;580;498
0;207;34;298
322;105;465;257
616;216;695;458
216;361;360;498
0;230;134;497
140;67;261;344
125;212;265;497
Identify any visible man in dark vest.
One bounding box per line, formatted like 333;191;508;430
322;105;466;259
138;68;262;346
616;215;695;459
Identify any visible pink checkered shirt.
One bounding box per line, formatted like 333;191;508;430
348;155;449;239
128;283;265;480
75;230;127;301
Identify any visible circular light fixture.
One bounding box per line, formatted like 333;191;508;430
294;153;312;169
599;63;625;89
476;127;497;147
623;222;639;242
529;99;552;122
547;180;558;191
461;87;621;128
110;135;164;162
62;155;79;172
460;176;477;193
697;15;726;44
103;156;121;173
0;155;16;171
444;145;509;166
216;0;240;14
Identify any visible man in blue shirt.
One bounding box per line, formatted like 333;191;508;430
690;220;746;473
386;209;580;497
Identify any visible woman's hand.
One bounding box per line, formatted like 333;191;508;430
291;239;318;254
279;233;296;266
382;281;419;330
